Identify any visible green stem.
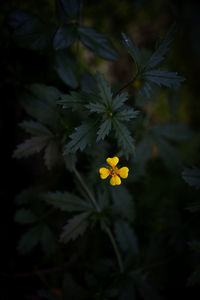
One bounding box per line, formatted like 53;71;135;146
105;227;124;273
73;167;100;212
73;167;124;272
114;73;138;96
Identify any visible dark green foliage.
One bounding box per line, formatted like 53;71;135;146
14;208;39;224
122;32;142;71
8;11;54;50
182;167;200;189
78;26;118;60
143;69;185;88
111;186;135;222
113;119;135;158
145;24;176;70
114;221;138;258
55;50;78;88
57;0;79;21
8;1;196;299
53;24;77;50
64;121;97;153
43;191;92;212
60;212;90;243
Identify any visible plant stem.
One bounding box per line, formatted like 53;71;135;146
114;73;138;96
73;167;100;212
105;227;124;273
73;167;124;272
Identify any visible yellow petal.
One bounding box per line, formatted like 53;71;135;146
106;157;119;168
118;167;129;179
110;175;121;186
99;167;110;179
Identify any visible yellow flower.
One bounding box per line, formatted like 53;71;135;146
99;156;129;186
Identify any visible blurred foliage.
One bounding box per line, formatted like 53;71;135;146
1;0;200;299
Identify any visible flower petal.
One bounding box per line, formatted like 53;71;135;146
118;167;129;179
110;175;121;186
106;157;119;168
99;167;110;179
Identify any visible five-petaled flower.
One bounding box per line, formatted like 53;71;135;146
99;156;129;186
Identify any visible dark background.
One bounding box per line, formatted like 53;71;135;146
1;0;200;299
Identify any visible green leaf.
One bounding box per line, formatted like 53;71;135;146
64;121;97;153
53;24;77;50
40;225;57;255
115;107;139;121
111;186;135;222
14;208;38;224
132;136;153;179
145;24;176;70
44;139;61;170
113;119;135;158
187;265;200;286
182;167;200;189
152;122;193;142
13;135;51;159
114;220;138;257
57;0;78;21
96;119;112;142
17;224;43;254
19;121;53;137
78;26;118;60
96;72;113;107
60;212;90;243
153;136;182;173
132;272;163;300
43;191;92;212
121;32;142;71
112;92;129;111
86;102;105;113
12;13;54;50
143;69;185;88
57;91;86;110
21;84;60;129
55;50;78;89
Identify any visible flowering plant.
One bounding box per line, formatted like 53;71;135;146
8;0;200;299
